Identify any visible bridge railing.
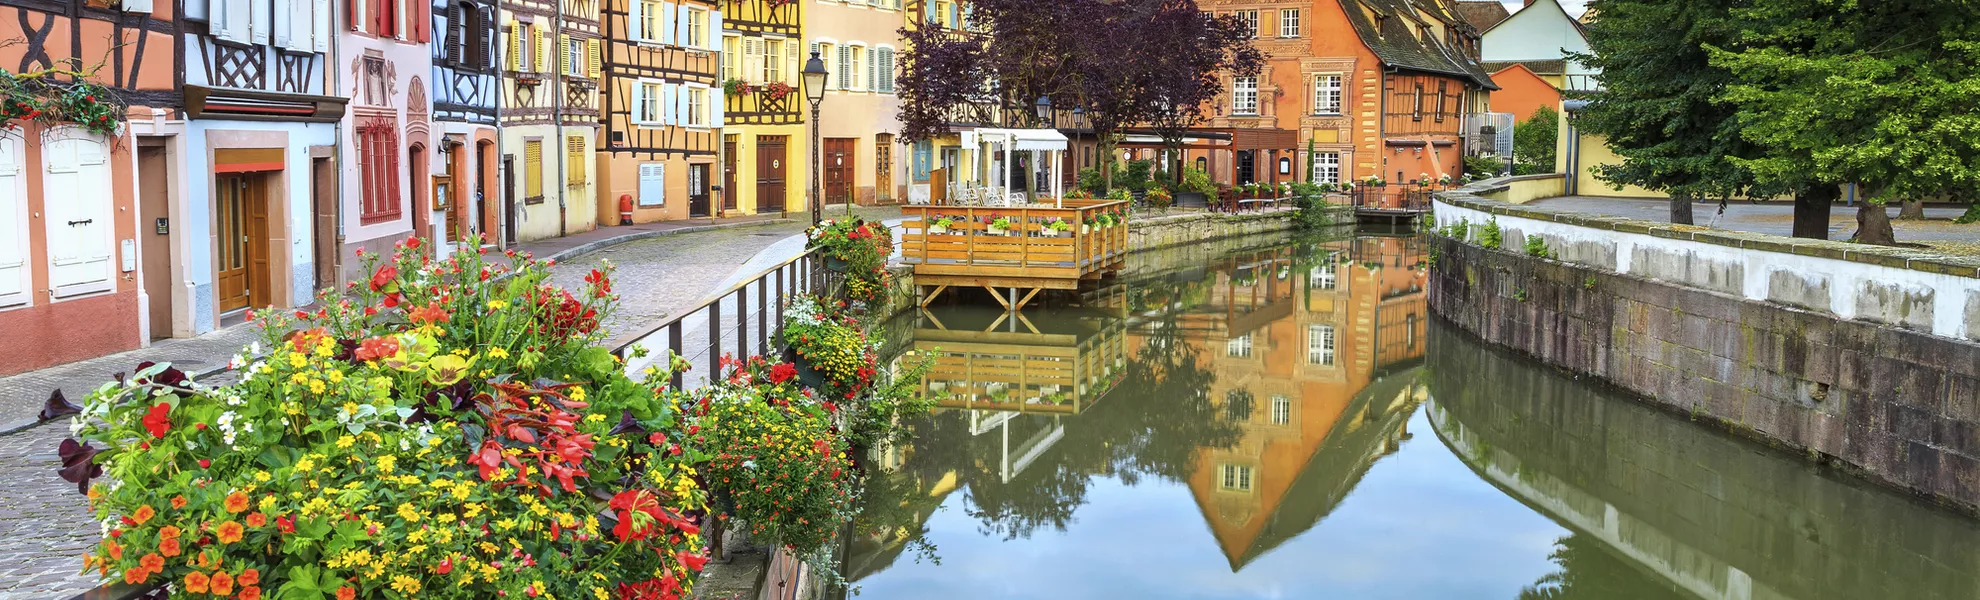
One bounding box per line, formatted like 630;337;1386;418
899;200;1130;282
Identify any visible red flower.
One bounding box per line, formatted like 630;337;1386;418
368;265;397;292
354;336;401;361
407;301;451;325
275;515;295;534
769;363;797;384
141;403;171;438
608;489;664;542
677;551;709;572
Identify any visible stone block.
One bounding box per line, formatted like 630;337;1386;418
1854;279;1935;331
1907;440;1944;492
1890;404;1936;442
1767;269;1833;313
1964;292;1980;343
1945;376;1980;422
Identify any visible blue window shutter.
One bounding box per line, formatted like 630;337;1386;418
662;84;678;125
675;7;692;47
638;163;666;206
659;3;675;45
711;85;725;127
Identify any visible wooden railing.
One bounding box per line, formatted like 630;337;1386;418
899;201;1130;284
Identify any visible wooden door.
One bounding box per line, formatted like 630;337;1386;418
688;164;711;218
312;157;338;291
875;134;893;203
723;138;739;211
824;138;854;205
216;175;250;312
246;175;271;309
756;136;787;213
138;145;172;339
502;156;517;246
444;153;464;242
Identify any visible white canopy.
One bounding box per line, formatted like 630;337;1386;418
957;128;1069;206
967;128;1069;152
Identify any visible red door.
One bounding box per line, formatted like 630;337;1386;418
756;136;787;213
824;138;854;206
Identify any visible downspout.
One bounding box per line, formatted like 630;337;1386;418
493;0;505;246
1379;66;1396;183
1563;100;1590;196
553;0;567;236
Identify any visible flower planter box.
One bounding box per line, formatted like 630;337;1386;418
988;227;1009;236
928;225;949;235
824;256;848;272
782;347;831;391
1041;229;1067;237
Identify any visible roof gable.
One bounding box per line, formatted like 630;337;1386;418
1479;0;1593;66
1337;0;1499;89
1454;0;1510;31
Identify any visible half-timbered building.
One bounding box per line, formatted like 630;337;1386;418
720;0;805;215
0;0;183;375
430;0;500;246
500;0;602;241
595;0;722;222
182;0;346;333
807;0;904;207
337;0;438;274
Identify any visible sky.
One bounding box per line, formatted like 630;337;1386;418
1501;0;1589;17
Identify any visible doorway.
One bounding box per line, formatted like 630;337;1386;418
310;156;337;293
824;138;854;206
723;136;739;212
1236;150;1256;185
138;143;172;340
215;173;270;313
875;133;893;203
756;136;787;213
478;141;495;246
689;164;711;218
502;155;517;246
409;143;429;247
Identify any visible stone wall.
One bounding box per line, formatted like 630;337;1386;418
1127;209;1340;249
1428;188;1980;514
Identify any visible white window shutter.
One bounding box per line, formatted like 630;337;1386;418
742;38;761;83
250;0;272;45
673;83;688;125
273;0;292;47
710;85;724;127
312;0;330;51
836;45;849;90
661;83;677;125
705;10;721;52
43;133;112;297
785;37;798;85
217;0;250;42
638;163;666;206
0;136;25;307
659;2;675;45
631;81;648;122
122;0;154;14
867;48;877;92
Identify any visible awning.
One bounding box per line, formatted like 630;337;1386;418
969;128;1070;152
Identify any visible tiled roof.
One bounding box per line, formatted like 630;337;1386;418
1481;59;1567;75
1454;0;1510;30
1340;0;1501;90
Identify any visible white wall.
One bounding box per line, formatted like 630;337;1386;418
1481;0;1594;74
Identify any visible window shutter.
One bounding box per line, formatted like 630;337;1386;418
559;33;571;74
710;84;724;127
43;134;113;297
285;0;313;50
836;45;850;90
567;136;586;187
588;38;601;79
674;83;688;125
659;2;675;45
313;0;330;50
415;0;431;42
524;140;543;198
346;0;358;31
506;24;522;71
637;163;665;207
742;38;761;83
443;2;462;63
0;137;24;307
705;9;721;51
250;0;271;44
627;0;643;41
880;48;893;92
785;37;799;85
273;0;293;47
630;81;647;122
674;7;691;47
124;0;154;13
867;48;877;92
661;83;677;125
217;0;250;42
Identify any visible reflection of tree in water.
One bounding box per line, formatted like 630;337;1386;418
1517;534;1688;600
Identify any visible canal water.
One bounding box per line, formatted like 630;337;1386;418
847;232;1980;600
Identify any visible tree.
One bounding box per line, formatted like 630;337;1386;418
1134;2;1261;188
1512;106;1559;175
1568;0;1795;230
1708;0;1980;245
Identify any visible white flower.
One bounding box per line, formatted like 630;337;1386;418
742;460;757;470
229;354;245;369
249;342;262;355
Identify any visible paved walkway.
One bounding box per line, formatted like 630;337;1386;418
0;206;899;600
1527;196;1980;243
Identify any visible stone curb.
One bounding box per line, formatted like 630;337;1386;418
1436;179;1980;279
538;218;796;265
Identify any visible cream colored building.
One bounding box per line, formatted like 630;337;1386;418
807;0;907;205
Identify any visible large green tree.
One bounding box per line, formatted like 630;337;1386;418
1708;0;1980;244
1568;0;1806;231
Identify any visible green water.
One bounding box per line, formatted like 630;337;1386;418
845;232;1980;599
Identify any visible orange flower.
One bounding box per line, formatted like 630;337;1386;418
138;553;164;574
158;538;180;558
224;491;251;513
216;520;244;544
239;568;260;586
209;570;234;596
184;571;210;594
239;586;262;600
245;512;266;528
170;495;187;509
159;525;182;539
104;540;123;560
336;586;357;600
131;505;155;525
123;567;147;585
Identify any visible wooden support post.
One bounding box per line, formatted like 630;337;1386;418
918;284;949;307
984;285;1012;310
1014;287;1041;311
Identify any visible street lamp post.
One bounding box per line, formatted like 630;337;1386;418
802;53;829;227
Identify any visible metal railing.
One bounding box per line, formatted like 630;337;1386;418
1350;187;1439;211
609;249;835;389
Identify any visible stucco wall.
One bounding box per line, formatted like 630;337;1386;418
508;124;602;242
1480;0;1593;74
1472;173;1564;205
1429;189;1980;514
810;0;906;204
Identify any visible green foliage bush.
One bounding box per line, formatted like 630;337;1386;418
1514;106;1559;174
1181;168;1217;194
1524;235;1553;258
1480;219;1504;249
1464;154;1508;180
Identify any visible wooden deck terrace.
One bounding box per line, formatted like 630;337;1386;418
915;319;1128;416
900;200;1132;309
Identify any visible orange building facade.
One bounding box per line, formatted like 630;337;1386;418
1197;0;1496;188
1486;62;1560;121
0;0;181;375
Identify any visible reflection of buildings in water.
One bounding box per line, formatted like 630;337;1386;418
1153;236;1431;569
913;288;1131;416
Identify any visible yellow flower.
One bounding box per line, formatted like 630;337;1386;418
254;471;271;483
487;347;510;360
396;502;422;523
377;455;397;474
390;574;421;594
287;352;307;368
487;299;508;311
335;436;355;449
568;387;587;402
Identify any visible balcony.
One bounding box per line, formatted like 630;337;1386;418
723;84;801;126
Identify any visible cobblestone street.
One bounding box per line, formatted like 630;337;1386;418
0;205;896;600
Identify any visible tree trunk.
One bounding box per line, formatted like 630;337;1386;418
1669;193;1695;225
1792;186;1836;240
1898;196;1928;220
1097;131;1115;193
1856;203;1897;245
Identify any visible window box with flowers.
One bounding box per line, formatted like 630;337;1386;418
805;218;893;304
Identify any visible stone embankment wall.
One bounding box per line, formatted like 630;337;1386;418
1128;208;1341;249
1428;185;1980;513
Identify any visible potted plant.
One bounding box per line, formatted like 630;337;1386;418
928;215;956;235
805;218;893;303
1177;168;1215;208
1438;174;1454;187
1147;187;1174;210
986;214;1012;235
1044;218;1072;237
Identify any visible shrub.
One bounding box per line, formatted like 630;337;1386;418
1076;168;1105;195
1181;168;1217;195
1514;106;1559;173
689;357;854;557
806;218;893;306
1524;235;1553;258
1463;154;1508;180
61;243;712;600
1480;219;1504;248
1289;182;1335;230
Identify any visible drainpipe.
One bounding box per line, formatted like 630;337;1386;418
493;0;505;246
1562;100;1590;196
553;0;567;237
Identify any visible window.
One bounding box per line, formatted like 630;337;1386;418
763;38;784;83
1232;77;1257;115
685;86;707;127
1225;334;1253;358
834;44;849;90
637;163;666;207
1224;391;1254;422
357;118;402;221
635;80;663;123
444;2;490;68
523;139;544;202
1412;83;1424;121
1307;325;1336;365
636;0;661;42
876;47;895;93
1312;151;1339;184
850;45;865;91
1279;8;1300;37
685;7;706;48
933;0;954;28
1436;81;1448;123
1314;74;1341;114
1271;396;1290;425
722;35;740;81
1313;265;1336;290
817;42;836;90
1219;464;1254;492
566;37;586;76
1234;9;1257;38
566;136;587;188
